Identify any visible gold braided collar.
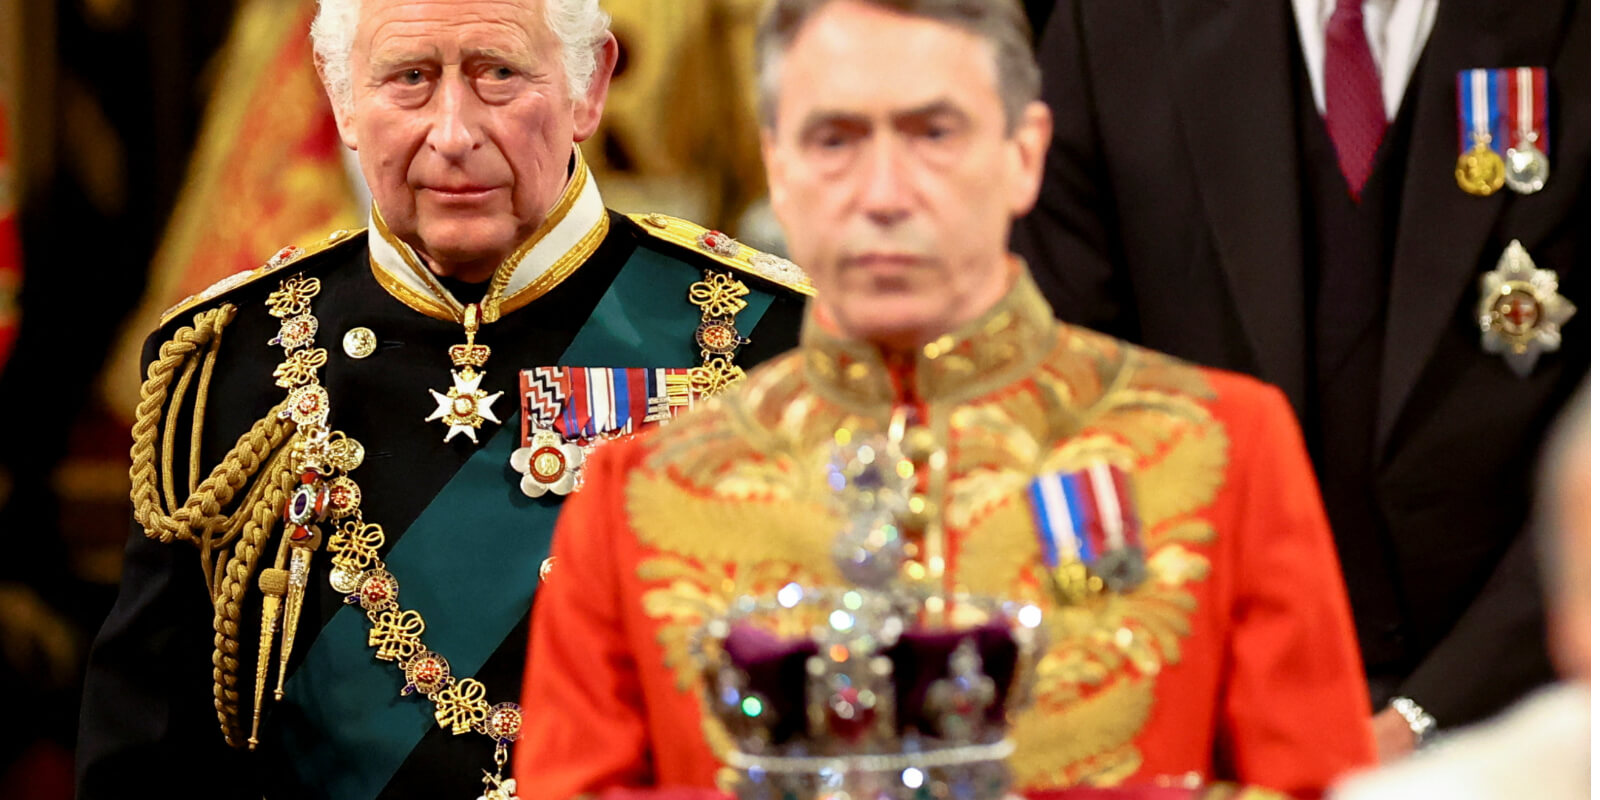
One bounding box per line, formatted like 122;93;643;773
799;263;1059;412
367;146;610;323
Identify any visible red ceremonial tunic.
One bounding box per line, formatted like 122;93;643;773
515;275;1376;800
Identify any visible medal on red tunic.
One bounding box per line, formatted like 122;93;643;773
1454;68;1509;196
1477;239;1574;377
1502;67;1552;195
509;366;697;497
1026;463;1147;606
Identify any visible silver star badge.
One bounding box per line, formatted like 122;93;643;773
1477;239;1575;377
425;367;504;443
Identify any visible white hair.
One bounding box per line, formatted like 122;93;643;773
311;0;611;110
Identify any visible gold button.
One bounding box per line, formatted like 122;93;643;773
903;427;937;462
899;495;933;531
343;327;377;359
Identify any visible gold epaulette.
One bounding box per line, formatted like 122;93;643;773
628;212;815;297
159;227;366;326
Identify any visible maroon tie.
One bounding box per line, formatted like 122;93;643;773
1324;0;1387;198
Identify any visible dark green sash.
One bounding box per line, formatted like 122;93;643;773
276;249;777;800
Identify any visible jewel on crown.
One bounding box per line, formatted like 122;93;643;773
691;419;1044;800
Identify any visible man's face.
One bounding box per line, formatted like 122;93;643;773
332;0;613;273
762;1;1049;349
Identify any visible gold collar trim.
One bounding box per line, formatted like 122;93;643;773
799;265;1059;410
367;147;609;322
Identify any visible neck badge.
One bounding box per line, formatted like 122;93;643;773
510;366;698;497
1025;462;1147;606
425;303;505;444
1477;240;1574;377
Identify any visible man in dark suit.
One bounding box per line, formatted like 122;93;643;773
1013;0;1588;761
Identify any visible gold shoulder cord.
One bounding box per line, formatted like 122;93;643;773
129;273;354;748
130;302;300;746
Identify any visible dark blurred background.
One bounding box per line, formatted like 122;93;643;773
0;1;1057;797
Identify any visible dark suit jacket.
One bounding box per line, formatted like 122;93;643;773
1014;0;1589;728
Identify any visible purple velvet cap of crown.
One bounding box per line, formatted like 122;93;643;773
888;619;1018;734
724;623;818;744
722;617;1018;745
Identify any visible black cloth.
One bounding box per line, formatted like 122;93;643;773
1015;0;1588;728
1297;41;1415;676
75;214;807;799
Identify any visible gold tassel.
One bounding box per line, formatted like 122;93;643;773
275;531;322;700
250;560;290;749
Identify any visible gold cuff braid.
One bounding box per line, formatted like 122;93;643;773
128;304;301;747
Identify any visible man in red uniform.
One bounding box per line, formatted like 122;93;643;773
517;1;1377;797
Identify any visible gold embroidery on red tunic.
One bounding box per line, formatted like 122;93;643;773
625;298;1227;789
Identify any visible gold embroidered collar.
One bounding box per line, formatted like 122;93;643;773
367;147;610;323
799;265;1059;411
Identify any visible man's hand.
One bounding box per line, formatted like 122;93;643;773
1371;707;1417;762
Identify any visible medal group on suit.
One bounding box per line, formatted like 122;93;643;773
1452;66;1574;376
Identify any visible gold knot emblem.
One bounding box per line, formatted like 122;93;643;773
329;521;386;576
434;678;491;735
267;276;322;319
689;356;746;397
273;348;329;389
368;608;426;662
688;272;750;319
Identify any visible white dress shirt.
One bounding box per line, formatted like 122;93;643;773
1291;0;1441;120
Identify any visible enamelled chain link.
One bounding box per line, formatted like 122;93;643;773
265;273;524;789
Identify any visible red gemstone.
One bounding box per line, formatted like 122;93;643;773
826;687;876;743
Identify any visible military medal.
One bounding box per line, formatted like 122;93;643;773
1477;239;1574;377
1504;67;1552;195
1455;69;1506;196
511;428;584;497
505;262;760;498
1026;463;1147;606
509;366;696;497
425;303;505;444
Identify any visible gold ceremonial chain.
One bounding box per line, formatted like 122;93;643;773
245;274;343;747
687;270;753;396
266;274;525;791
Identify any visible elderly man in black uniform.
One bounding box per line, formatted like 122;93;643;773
1015;0;1588;762
75;1;810;798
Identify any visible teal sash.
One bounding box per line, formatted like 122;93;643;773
275;248;778;799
